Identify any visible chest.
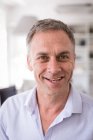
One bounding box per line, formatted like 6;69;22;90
6;110;93;140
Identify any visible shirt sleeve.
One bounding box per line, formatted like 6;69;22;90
0;103;9;140
0;121;9;140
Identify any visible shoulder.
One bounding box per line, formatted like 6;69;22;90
72;85;93;115
80;92;93;106
80;92;93;113
0;88;35;116
72;85;93;108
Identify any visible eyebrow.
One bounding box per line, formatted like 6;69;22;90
36;52;48;56
56;51;70;56
36;51;70;57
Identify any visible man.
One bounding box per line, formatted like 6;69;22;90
0;19;93;140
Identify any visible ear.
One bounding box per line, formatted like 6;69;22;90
73;53;76;69
27;55;33;71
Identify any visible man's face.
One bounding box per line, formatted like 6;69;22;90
27;30;75;95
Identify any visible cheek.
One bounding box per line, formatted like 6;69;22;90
32;62;46;75
63;62;75;72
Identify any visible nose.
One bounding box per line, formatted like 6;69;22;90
47;57;61;74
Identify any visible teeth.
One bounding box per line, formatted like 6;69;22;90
45;77;63;82
51;77;62;81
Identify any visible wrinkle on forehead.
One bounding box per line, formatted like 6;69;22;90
30;30;75;57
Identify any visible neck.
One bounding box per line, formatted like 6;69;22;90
36;85;70;134
36;85;70;111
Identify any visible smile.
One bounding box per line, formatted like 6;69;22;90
44;77;63;83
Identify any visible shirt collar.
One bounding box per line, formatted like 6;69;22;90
71;85;82;113
53;85;82;121
62;85;82;117
24;86;37;115
49;85;83;128
24;85;82;115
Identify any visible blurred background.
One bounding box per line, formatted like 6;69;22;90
0;0;93;97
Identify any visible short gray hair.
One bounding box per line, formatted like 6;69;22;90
26;18;75;52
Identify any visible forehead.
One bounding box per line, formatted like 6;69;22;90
30;30;74;55
31;30;72;43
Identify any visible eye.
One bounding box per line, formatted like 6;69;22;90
57;54;69;62
39;55;49;62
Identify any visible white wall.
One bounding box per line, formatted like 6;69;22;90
0;7;9;88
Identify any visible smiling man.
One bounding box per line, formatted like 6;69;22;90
0;19;93;140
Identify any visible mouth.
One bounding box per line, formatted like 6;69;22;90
44;76;64;83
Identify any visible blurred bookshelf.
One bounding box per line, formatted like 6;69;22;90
71;24;93;97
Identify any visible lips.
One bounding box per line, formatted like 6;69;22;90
44;76;63;83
